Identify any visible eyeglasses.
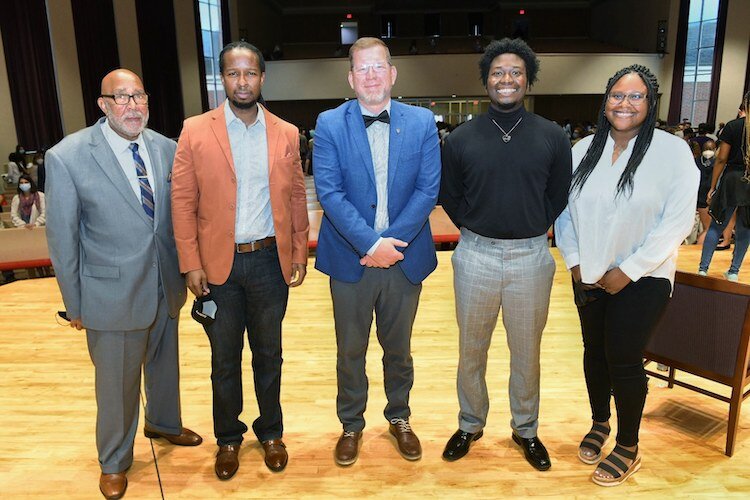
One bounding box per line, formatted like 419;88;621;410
352;63;390;75
100;93;150;105
607;92;647;106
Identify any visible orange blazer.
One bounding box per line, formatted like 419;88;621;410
171;103;309;285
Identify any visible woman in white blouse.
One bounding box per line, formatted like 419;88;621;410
555;65;698;486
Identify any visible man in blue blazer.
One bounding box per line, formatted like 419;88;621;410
313;37;441;466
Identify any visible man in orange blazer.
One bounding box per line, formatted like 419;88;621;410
171;41;309;480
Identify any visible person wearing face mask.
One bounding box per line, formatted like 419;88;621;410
10;174;45;229
6;152;26;184
696;140;717;245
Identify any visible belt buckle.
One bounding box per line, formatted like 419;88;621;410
236;237;274;254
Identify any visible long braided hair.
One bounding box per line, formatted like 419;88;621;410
571;64;660;198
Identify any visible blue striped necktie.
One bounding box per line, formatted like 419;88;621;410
129;143;154;222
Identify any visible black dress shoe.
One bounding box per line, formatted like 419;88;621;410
512;433;551;471
442;429;483;461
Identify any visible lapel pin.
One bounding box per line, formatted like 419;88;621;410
396;128;401;134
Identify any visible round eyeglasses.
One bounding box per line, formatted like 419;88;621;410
607;92;647;106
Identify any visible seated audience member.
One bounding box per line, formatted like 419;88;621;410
11;174;46;229
6;153;26;185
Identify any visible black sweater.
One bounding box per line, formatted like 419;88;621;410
439;106;572;239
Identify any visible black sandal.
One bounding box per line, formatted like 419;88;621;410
592;444;641;487
577;423;610;464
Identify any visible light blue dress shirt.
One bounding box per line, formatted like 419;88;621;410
224;101;274;243
359;100;391;255
101;120;156;204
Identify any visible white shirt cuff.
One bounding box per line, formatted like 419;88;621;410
366;237;383;256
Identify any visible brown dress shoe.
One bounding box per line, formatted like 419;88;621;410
144;426;203;446
99;472;127;500
215;444;240;480
261;439;288;472
334;431;362;466
388;418;422;460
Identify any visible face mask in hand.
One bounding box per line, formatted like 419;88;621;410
702;150;715;159
191;294;217;326
19;183;31;192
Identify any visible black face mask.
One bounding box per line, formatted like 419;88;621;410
191;293;217;326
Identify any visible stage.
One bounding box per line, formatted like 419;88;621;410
0;246;748;498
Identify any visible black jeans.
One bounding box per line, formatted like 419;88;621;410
205;246;289;445
576;277;671;447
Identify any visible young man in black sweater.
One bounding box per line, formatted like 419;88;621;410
439;38;572;471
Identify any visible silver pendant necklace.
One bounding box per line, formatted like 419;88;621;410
491;117;523;143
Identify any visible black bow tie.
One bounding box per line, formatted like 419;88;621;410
363;110;390;128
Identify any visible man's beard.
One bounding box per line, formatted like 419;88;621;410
108;111;148;138
359;88;389;107
230;98;257;110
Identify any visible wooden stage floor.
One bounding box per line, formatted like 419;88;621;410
1;245;749;498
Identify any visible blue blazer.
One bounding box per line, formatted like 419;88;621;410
313;99;441;284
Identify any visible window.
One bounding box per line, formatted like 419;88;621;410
402;97;492;126
680;0;720;124
198;0;225;109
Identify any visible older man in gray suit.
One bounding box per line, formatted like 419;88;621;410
46;69;201;500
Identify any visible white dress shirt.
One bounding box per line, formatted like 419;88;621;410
555;128;699;288
224;101;274;243
101;119;156;204
359;100;391;255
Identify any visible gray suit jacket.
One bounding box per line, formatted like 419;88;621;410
45;118;186;331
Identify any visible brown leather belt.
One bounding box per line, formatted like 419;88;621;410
235;236;276;253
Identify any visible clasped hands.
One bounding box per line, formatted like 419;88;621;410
359;237;408;268
571;265;631;295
